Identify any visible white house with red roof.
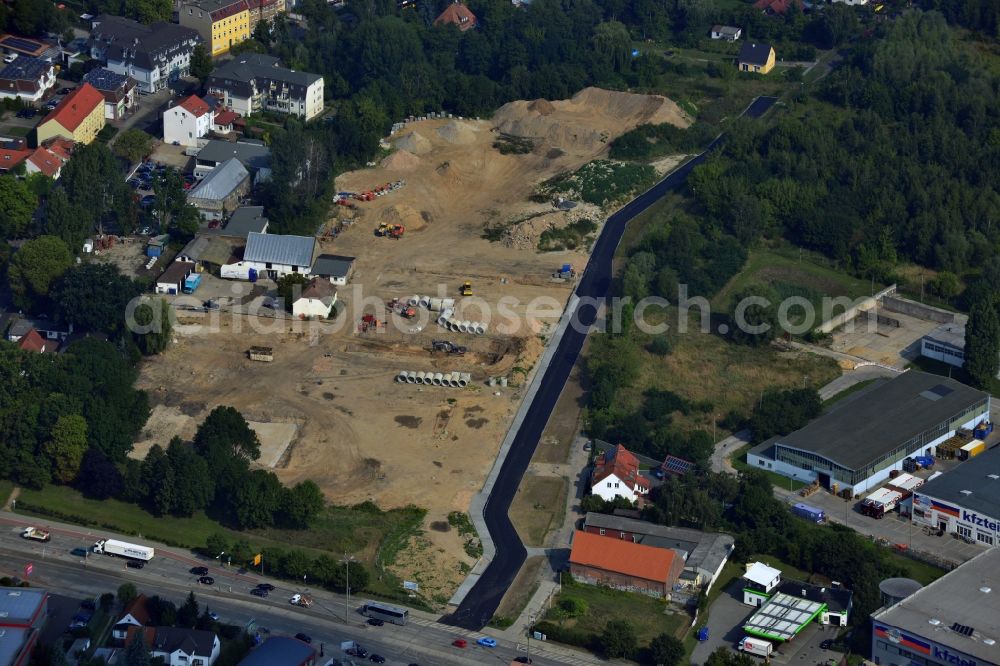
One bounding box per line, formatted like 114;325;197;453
163;94;213;147
590;444;650;503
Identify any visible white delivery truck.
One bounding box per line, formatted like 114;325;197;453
92;539;154;561
740;636;773;657
21;527;51;542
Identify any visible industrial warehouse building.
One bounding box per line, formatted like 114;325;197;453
0;588;49;666
911;444;1000;546
742;562;853;643
872;548;1000;666
747;371;990;495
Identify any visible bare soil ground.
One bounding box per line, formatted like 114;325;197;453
509;475;568;547
136;87;688;603
494;555;548;621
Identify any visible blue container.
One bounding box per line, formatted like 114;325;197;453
697;628;709;641
561;264;572;273
914;456;935;468
248;268;258;283
792;502;825;523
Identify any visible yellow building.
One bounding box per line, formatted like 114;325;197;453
180;0;251;56
737;42;776;75
36;83;105;145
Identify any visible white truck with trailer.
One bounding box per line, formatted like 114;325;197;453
740;636;773;657
92;539;154;561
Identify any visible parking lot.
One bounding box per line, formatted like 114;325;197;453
691;580;844;666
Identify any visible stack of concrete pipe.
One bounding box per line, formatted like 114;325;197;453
405;295;486;334
395;370;471;388
407;296;456;312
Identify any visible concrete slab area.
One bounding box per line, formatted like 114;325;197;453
248;421;299;468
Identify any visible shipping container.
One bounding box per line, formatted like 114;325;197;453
974;422;994;440
861;488;903;518
886;472;924;494
791;502;825;523
183;273;201;294
958;440;986;461
740;637;773;657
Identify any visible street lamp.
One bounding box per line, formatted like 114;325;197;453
340;553;356;621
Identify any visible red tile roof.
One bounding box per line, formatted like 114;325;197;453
213;109;239;126
753;0;803;14
40;83;103;132
43;137;75;161
208;0;250;21
178;94;211;118
119;594;152;626
570;530;677;583
434;2;477;31
17;329;47;353
27;146;62;177
592;444;649;492
0;146;31;171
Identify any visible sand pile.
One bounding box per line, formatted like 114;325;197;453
436;120;478;144
380;150;422;171
378;204;429;232
493;86;691;156
394;131;432;155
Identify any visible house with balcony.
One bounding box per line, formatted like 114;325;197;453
0;56;55;102
90;15;202;94
207;54;323;120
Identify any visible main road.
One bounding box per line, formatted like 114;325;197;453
444;97;779;630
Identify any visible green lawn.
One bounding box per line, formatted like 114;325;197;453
543;575;689;645
711;244;881;314
14;485;424;599
886;552;947;586
822;379;878;407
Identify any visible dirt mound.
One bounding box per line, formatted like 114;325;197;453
527;99;556;115
394;131;432;155
436;120;478;144
493;87;690;156
380;149;422;171
378;204;429;232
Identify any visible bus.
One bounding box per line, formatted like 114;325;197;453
361;601;408;626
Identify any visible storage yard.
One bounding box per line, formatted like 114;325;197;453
135;87;690;602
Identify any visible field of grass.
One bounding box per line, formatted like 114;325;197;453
493;555;548;627
14;485;423;595
509;475;568;547
0;481;14;508
544;575;689;645
711;244;881;315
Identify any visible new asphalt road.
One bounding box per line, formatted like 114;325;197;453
444;96;780;630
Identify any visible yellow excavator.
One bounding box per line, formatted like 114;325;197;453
460;281;473;296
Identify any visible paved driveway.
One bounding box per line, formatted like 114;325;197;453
690;580;755;665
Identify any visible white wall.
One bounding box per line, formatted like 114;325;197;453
292;297;334;319
164;105;213;147
920;338;964;369
591;473;640;503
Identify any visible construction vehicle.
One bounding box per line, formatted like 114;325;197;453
375;223;405;239
388;298;416;319
21;527;51;542
289;594;313;607
354;191;375;202
460;281;472;296
248;346;273;362
432;340;467;355
359;314;384;333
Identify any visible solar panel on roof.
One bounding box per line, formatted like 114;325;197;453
2;37;44;52
663;455;694;475
931;384;954;397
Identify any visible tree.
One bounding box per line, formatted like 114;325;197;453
729;286;779;347
43;188;90;253
280;480;325;528
124;629;152;666
166;437;214;516
124;0;171;23
194;406;261;467
133;298;172;355
601;619;637;659
229;469;283;529
0;176;38;238
749;388;822;443
177;592;199;628
112;129;155;163
648;633;685;666
276;273;308;312
965;300;1000;388
42;414;88;484
117;582;138;605
7;235;73;311
50;263;142;336
190;44;213;82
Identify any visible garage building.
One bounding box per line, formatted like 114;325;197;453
569;530;684;598
871;548;1000;666
911;444;1000;546
747;371;990;495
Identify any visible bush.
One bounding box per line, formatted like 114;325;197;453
539;218;598;251
647;335;672;356
534;621;597;650
609;122;717;161
538;161;657;206
558;596;588;617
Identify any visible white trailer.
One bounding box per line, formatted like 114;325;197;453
740;636;773;657
92;539;154;561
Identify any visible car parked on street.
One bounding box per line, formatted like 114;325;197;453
477;637;497;648
255;583;275;591
369;655;385;664
346;646;368;658
250;588;268;598
126;560;144;569
190;566;209;575
70;547;88;557
452;639;467;648
366;618;384;627
198;576;214;585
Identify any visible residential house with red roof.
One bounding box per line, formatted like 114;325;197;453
164;94;214;147
434;2;477;31
25;145;66;179
112;595;152;641
590;444;649;503
569;530;684;598
36;83;105;145
0;144;32;173
753;0;803;15
16;329;49;353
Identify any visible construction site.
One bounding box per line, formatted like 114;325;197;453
135;87;691;603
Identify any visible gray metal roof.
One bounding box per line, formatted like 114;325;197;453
582;513;734;576
311;254;354;279
0;627;29;665
924;322;966;351
775;371;989;471
196;139;270;171
873;548;1000;663
81;67;131;92
223;206;268;237
187;158;248;202
915;444;1000;517
0;589;47;623
244;232;315;268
